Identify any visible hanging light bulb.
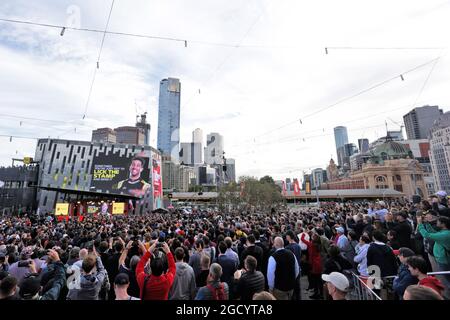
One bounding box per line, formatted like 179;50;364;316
9;136;12;142
185;40;188;47
400;74;404;81
97;61;100;69
325;47;328;55
299;119;302;124
60;27;66;36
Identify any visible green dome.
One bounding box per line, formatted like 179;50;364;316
370;140;412;163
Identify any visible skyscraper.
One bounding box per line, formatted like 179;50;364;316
429;111;450;193
334;126;348;167
157;78;181;159
136;113;151;146
358;138;369;153
403;105;443;140
192;128;203;163
179;142;202;165
204;132;224;165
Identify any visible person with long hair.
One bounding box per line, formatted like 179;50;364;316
301;232;323;299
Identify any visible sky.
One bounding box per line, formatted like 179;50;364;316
0;0;450;181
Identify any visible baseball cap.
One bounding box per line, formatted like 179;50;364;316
436;190;447;197
322;272;349;292
114;273;130;286
19;276;41;299
335;227;345;234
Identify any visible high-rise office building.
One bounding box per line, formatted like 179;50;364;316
91;128;117;144
358;138;369;153
225;158;236;183
192;128;203;163
429;112;450;193
311;168;325;188
136;113;151;146
115;126;145;145
204;132;224;165
157;78;181;158
334;126;349;167
179;142;203;165
403;105;444;140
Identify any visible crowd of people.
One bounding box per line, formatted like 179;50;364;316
0;190;449;301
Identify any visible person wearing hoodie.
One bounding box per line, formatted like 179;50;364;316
406;255;445;297
392;248;418;299
366;230;398;278
67;246;107;300
169;247;196;300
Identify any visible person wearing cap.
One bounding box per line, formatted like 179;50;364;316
114;273;140;300
392;247;418;299
321;272;349;300
432;191;450;218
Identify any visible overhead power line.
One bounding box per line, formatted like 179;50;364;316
82;0;115;120
2;18;446;51
251;56;442;140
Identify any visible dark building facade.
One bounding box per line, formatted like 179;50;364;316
0;165;39;213
34;138;162;214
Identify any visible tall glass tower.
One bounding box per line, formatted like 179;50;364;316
334;126;349;167
157;78;181;159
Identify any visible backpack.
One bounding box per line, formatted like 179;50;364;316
206;283;227;300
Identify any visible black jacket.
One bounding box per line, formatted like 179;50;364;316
234;271;265;300
387;221;412;249
240;245;264;271
366;243;398;277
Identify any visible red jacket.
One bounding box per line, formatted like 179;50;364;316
136;251;176;300
301;234;322;275
419;276;445;297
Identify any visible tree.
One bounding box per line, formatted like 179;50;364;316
259;175;275;185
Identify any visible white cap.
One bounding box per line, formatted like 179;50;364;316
436;190;447;197
322;272;349;292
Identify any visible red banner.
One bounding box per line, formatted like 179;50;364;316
282;181;287;196
293;178;301;196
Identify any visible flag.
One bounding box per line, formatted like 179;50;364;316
293;179;301;196
282;181;287;196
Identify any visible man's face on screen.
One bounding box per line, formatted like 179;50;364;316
130;160;143;179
